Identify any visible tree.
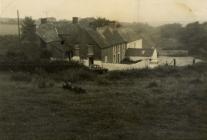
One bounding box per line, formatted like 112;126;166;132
21;17;37;42
180;22;207;56
159;23;183;39
90;17;121;29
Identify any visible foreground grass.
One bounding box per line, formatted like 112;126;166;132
0;64;207;140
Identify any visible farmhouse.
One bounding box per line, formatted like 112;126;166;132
36;17;156;65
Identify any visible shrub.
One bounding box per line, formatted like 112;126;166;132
62;81;87;94
10;72;32;82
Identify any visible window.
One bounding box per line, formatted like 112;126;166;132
113;55;116;63
117;54;120;63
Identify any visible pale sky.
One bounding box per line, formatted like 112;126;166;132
1;0;207;25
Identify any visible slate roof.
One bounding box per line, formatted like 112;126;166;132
126;48;154;57
36;23;61;43
85;27;127;48
84;27;109;48
36;22;140;49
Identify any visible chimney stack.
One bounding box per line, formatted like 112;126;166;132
41;18;47;24
72;17;79;24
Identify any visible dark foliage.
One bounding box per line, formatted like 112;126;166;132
0;59;87;73
21;17;38;42
89;17;121;29
62;81;86;94
128;22;207;58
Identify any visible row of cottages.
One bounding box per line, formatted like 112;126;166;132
36;17;158;65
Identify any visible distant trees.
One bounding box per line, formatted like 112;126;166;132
90;17;121;28
159;23;183;39
129;22;207;58
180;22;207;55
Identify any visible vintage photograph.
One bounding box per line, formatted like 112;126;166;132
0;0;207;139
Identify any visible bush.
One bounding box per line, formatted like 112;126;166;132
0;59;87;73
62;82;87;94
10;72;32;82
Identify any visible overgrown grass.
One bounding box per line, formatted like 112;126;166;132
10;72;32;82
105;63;207;80
0;63;206;140
51;68;97;82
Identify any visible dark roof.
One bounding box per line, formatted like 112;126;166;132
85;27;126;48
37;23;133;48
55;22;81;35
84;27;109;48
36;23;61;43
126;48;154;57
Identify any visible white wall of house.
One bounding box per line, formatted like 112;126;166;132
127;39;142;49
82;59;103;67
72;56;81;61
128;49;158;64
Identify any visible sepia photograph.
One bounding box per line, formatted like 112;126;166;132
0;0;207;139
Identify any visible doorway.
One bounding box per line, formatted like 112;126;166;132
89;57;94;66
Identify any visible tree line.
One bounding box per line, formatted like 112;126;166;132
129;22;207;58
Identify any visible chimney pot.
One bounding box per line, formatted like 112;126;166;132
72;17;79;24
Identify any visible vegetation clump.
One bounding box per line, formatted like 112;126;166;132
62;81;86;94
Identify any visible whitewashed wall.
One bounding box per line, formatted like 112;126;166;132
127;39;142;49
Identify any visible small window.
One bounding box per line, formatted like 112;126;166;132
61;40;65;45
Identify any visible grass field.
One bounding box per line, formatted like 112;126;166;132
0;64;207;140
0;24;18;35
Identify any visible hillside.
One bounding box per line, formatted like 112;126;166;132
0;64;207;140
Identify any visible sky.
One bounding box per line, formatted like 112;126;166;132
0;0;207;25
